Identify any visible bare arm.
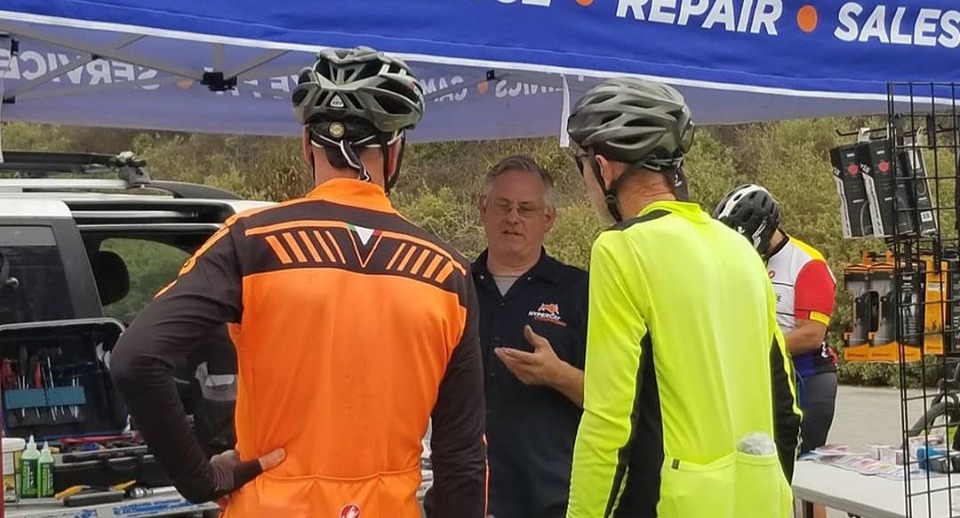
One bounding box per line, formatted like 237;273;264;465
789;259;836;356
785;318;829;356
548;360;584;408
495;325;584;408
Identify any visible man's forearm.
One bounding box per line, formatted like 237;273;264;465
549;361;584;408
111;339;219;503
785;327;826;355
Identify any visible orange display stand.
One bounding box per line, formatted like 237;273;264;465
843;342;922;363
842;251;950;363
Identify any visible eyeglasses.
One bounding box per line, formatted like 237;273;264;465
488;200;546;218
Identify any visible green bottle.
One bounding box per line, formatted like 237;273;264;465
38;442;54;498
19;436;39;499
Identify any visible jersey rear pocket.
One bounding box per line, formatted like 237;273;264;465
658;451;792;518
657;452;736;518
731;451;793;518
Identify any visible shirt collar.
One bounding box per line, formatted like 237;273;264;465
767;233;791;261
473;248;562;284
304;178;396;214
637;199;710;223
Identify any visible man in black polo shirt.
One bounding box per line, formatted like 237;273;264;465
473;155;588;518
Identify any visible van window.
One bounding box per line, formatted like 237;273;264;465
95;238;190;324
0;226;73;324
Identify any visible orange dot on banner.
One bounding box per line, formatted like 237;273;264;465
797;5;818;33
575;0;593;6
176;79;194;90
477;82;489;94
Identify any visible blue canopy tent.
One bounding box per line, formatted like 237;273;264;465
0;1;958;143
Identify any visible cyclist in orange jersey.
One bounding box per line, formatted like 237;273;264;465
111;46;488;518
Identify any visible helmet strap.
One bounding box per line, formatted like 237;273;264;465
312;128;404;189
385;132;406;195
588;151;623;222
664;166;690;202
605;161;655;222
591;156;691;222
626;153;691;202
337;140;372;183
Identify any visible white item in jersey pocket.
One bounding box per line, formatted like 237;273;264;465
658;451;791;518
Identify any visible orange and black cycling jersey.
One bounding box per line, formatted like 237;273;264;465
111;178;488;518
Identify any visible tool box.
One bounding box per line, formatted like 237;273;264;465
0;318;171;493
53;443;170;493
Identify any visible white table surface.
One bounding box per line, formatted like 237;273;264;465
794;460;960;518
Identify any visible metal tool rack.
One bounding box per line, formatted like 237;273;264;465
888;82;960;517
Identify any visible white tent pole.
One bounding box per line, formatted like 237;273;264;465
2;34;143;101
7;56;95;100
226;65;300;81
213;43;225;72
0;21;203;80
0;36;7;163
559;74;571;148
222;50;288;80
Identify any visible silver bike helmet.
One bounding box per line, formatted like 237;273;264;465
567;77;695;220
292;46;424;191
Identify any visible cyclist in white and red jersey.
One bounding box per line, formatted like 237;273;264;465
714;184;838;455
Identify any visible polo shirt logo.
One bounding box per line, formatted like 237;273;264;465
529;303;567;327
340;504;361;518
539;303;559;315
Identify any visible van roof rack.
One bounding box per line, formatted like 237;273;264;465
0;151;241;200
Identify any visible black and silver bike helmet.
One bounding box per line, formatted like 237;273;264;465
713;184;782;257
292;46;425;192
567;77;695;221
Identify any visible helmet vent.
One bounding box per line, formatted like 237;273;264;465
291;46;425;134
291;89;308;105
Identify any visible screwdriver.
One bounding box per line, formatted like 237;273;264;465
71;377;80;419
44;354;61;418
56;480;136;499
19;346;27;418
1;359;15;389
30;355;44;419
129;486;177;499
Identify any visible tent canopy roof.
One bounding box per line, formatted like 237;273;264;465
1;1;957;142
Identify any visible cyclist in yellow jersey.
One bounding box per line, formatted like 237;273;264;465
564;78;802;518
714;184;838;518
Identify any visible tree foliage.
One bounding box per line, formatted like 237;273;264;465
4;115;954;387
